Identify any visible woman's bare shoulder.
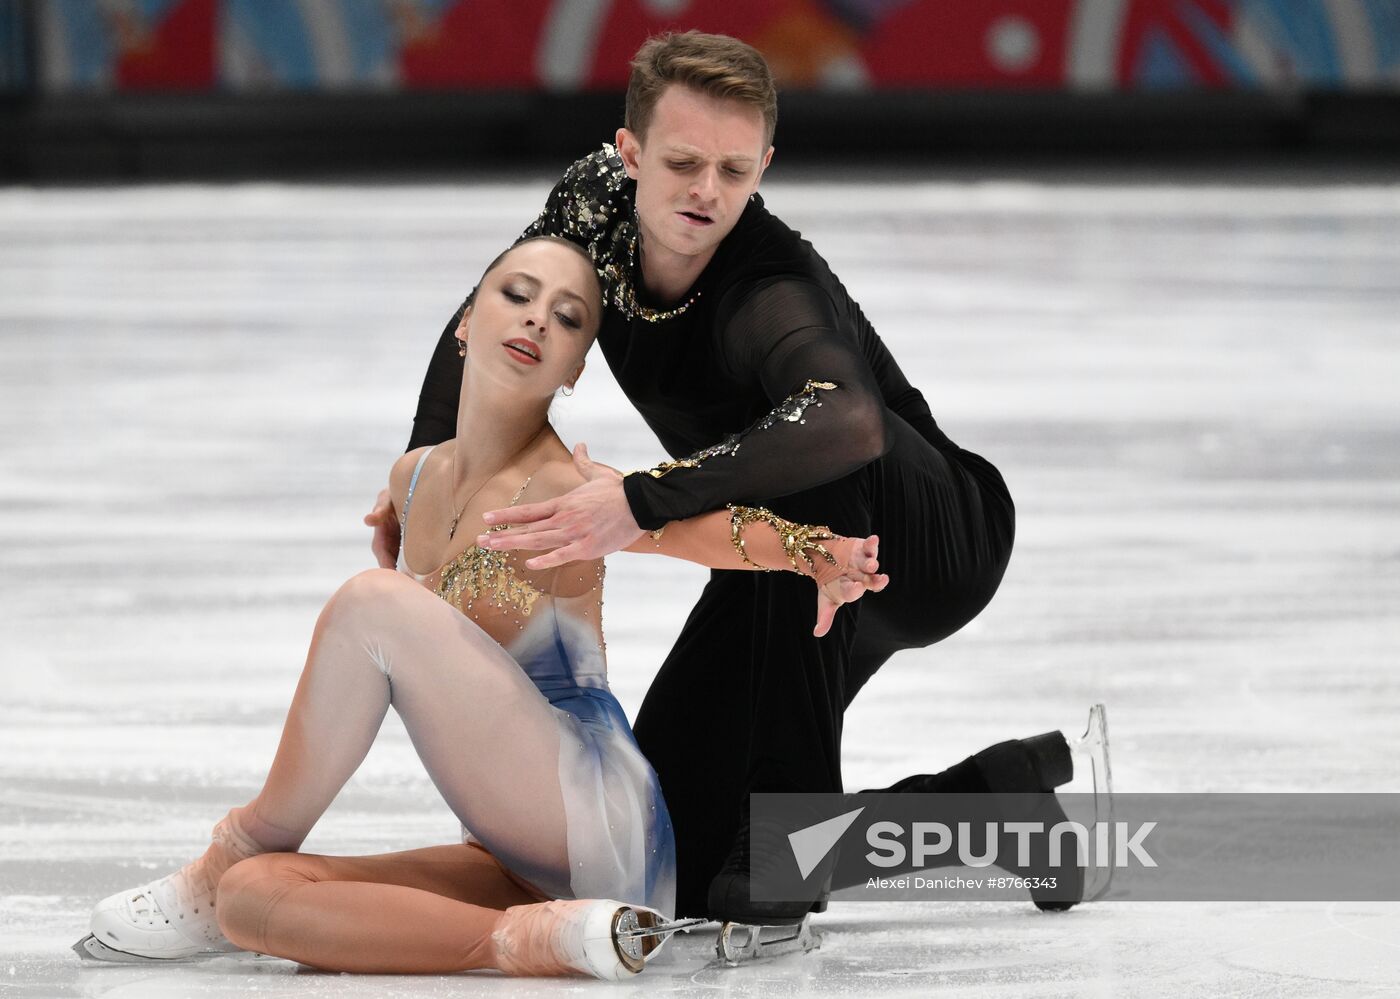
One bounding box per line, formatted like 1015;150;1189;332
389;445;436;509
521;452;588;502
522;454;608;594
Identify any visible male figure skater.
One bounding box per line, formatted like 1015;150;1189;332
368;31;1092;926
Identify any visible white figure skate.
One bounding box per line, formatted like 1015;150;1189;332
73;815;258;962
493;898;703;980
75;862;235;962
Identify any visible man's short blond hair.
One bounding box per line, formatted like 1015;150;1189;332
625;31;778;148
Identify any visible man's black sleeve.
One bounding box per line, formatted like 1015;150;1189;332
622;278;893;529
407;299;469;451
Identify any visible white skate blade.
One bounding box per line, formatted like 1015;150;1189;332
1077;703;1115;901
72;933;198;964
715;916;821;966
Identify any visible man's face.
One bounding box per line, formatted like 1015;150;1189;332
616;85;773;266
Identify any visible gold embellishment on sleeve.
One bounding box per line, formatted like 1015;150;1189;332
727;504;840;575
626;380;840;479
763;379;838;428
630;447;724;480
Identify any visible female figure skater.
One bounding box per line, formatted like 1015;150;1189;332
77;236;886;980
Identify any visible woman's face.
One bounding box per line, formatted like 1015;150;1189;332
458;240;601;398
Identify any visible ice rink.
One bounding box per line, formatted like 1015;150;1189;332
2;173;1399;997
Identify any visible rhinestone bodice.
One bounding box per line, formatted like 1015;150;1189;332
397;446;608;687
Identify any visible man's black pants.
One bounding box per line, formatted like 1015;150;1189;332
632;413;1016;917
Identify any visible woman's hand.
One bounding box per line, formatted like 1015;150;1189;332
813;534;888;638
364;488;400;569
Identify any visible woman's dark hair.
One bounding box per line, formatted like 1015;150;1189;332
463;235;603;321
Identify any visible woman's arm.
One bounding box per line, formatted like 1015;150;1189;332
623;503;887;639
366;447;430;569
387;447;433;531
624;505;849;578
480;445;888;636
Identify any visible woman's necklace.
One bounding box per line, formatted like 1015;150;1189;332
446;426;548;541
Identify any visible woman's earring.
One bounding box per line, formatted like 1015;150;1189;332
457;337;467;359
561;385;575;397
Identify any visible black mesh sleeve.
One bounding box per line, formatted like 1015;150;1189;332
406;298;469;451
859;326;944;448
622;279;893;529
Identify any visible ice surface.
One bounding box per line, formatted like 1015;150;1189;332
1;175;1398;996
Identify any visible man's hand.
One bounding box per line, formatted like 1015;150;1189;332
364;488;401;569
814;534;888;638
478;443;644;569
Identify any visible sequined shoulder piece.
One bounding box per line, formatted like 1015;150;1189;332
518;144;698;323
435;476;541;618
523;145;630;245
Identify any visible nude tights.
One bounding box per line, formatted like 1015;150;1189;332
203;568;569;973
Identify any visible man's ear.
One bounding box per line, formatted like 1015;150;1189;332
615;128;642;180
754;145;775;190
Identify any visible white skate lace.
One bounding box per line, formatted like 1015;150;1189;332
117;857;212;936
124;885;158;921
127;815;253;931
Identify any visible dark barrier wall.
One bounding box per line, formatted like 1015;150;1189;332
2;1;1398;179
0;0;24;90
12;0;1400;93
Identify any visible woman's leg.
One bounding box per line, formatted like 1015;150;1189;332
216;843;543;973
211;570;672;977
233;567;571;884
218;844;665;978
92;569;575;958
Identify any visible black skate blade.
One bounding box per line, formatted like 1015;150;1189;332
715;916;821;966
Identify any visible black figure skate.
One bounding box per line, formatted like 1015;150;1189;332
862;703;1113;909
706;815;826;966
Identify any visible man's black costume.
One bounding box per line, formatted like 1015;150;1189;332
410;146;1016;918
